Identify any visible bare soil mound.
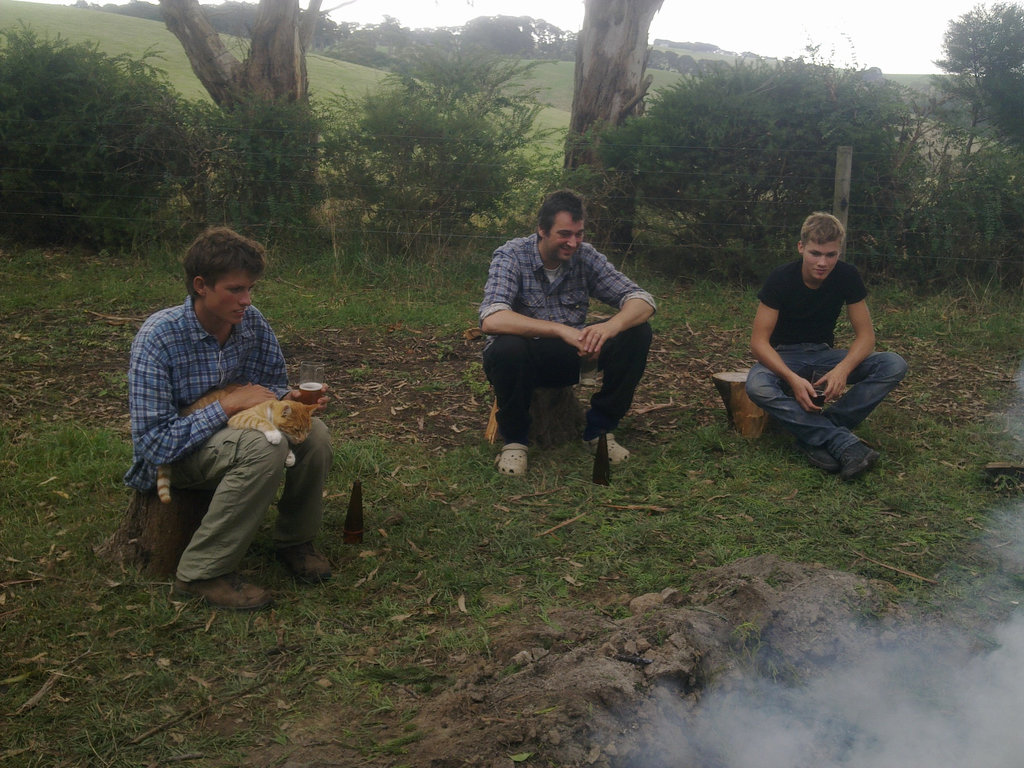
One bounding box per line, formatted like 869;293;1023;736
268;554;906;767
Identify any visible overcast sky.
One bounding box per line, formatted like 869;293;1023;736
27;0;986;74
330;0;984;74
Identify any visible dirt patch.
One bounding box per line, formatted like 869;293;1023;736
256;554;912;767
20;309;1000;445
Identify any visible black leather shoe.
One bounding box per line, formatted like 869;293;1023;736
795;441;840;473
839;442;879;480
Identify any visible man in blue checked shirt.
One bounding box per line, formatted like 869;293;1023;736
480;190;656;476
126;227;333;610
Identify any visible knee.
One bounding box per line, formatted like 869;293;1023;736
302;419;333;462
744;366;778;402
874;352;908;382
603;322;652;362
236;429;292;468
483;335;531;379
624;321;653;348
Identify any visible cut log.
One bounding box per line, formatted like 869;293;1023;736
95;489;212;577
984;462;1024;480
485;386;586;448
712;370;768;438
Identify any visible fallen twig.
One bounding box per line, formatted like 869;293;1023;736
509;488;563;502
631;400;674;415
128;678;269;746
536;512;588;537
14;673;58;714
84;309;144;324
850;549;938;584
604;504;669;514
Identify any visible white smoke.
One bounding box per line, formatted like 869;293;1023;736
675;602;1024;767
629;365;1024;768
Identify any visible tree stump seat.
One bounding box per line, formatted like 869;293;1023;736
712;370;769;438
485;386;586;448
95;488;213;577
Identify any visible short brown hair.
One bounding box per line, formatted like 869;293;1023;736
800;212;845;245
537;189;585;233
183;227;266;298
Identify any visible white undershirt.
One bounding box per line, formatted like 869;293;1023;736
543;264;564;283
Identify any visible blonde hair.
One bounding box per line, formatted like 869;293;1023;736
800;212;845;245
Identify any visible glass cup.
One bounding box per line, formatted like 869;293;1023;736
579;355;600;387
297;362;325;405
810;368;828;408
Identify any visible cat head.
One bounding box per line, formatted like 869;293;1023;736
276;400;317;443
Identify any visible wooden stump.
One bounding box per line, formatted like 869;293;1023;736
712;370;768;438
95;489;212;577
485;386;586;448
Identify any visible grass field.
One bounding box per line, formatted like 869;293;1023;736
1;239;1022;765
0;4;1013;764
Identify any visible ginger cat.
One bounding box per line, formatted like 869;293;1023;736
156;384;317;503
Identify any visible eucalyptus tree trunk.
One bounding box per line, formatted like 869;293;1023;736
566;0;663;253
566;0;664;169
159;0;324;108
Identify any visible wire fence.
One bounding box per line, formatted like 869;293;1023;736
4;120;1024;285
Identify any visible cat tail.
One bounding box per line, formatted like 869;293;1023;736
156;465;173;503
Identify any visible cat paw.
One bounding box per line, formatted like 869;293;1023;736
266;429;283;445
285;450;296;467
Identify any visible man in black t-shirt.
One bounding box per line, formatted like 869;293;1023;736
745;212;907;479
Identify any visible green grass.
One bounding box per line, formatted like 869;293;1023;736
1;242;1022;764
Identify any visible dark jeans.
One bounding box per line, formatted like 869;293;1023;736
482;323;652;445
745;344;908;457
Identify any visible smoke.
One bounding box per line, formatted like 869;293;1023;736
674;606;1024;767
627;364;1024;768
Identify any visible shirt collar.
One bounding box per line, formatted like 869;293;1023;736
531;233;578;273
182;295;254;346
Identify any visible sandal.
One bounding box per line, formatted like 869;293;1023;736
585;433;630;464
495;442;528;475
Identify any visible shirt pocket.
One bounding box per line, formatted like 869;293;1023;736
558;287;589;313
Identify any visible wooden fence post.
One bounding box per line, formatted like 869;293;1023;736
833;145;853;231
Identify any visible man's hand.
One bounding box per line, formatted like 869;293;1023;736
577;320;621;357
285;384;330;412
812;368;848;402
789;375;823;412
220;383;277;416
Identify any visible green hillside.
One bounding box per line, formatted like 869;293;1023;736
0;0;386;100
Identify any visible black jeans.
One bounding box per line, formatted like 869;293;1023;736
482;322;652;445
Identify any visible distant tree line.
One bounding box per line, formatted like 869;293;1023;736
79;0;744;74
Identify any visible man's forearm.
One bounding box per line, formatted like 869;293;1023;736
480;309;571;340
609;297;655;332
751;340;801;385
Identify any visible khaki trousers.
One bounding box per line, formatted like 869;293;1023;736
170;418;332;581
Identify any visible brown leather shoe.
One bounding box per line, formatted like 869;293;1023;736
276;542;332;583
173;573;272;611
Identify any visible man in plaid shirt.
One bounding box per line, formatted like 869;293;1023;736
126;228;333;610
480;190;655;476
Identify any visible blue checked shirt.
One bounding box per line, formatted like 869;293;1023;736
124;296;289;491
479;234;656;337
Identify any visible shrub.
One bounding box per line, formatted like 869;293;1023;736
320;47;550;254
189;97;327;243
0;27;189;247
599;60;925;282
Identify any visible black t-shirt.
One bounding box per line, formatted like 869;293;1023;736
757;260;867;347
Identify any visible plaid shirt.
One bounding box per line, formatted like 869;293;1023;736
124;296;289;491
479;235;655;334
